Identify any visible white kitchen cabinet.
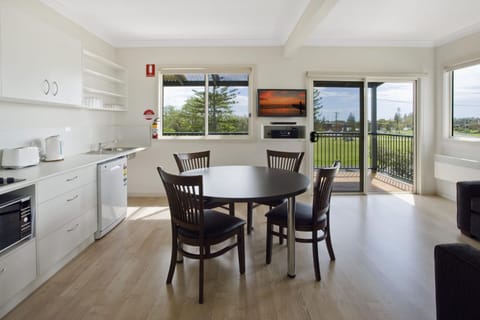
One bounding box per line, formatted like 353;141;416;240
0;5;82;106
82;50;128;111
0;240;36;308
36;165;97;276
37;166;96;204
37;209;96;275
37;182;96;239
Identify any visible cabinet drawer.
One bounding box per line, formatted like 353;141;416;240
0;240;36;307
37;211;95;275
37;166;96;203
37;182;96;239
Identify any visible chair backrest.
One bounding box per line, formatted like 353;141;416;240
312;161;340;224
266;149;305;172
157;167;204;233
174;150;210;173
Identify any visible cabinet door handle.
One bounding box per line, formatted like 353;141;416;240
66;176;78;182
52;81;59;96
42;79;50;95
66;194;79;202
67;224;79;232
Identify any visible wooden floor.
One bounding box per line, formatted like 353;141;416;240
4;194;479;320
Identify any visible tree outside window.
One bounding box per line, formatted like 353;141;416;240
161;72;249;137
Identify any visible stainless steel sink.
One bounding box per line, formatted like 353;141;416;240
85;147;136;155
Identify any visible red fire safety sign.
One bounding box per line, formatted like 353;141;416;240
146;64;155;77
143;109;155;120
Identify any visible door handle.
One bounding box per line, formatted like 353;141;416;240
66;194;79;202
42;79;50;95
67;223;79;232
310;131;318;143
66;176;78;182
52;81;59;96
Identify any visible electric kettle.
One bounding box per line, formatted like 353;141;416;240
44;135;64;161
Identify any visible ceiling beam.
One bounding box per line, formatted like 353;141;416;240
283;0;338;58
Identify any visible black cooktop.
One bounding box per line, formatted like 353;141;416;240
0;177;26;185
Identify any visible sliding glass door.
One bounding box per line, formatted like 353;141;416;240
312;81;365;192
311;80;416;193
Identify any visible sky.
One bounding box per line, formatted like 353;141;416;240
315;82;414;122
453;63;480;119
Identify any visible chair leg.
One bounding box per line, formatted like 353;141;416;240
176;240;183;263
266;221;273;264
312;231;321;281
238;226;245;274
247;202;253;234
279;226;284;245
325;228;336;261
229;202;235;216
199;247;204;304
166;230;178;284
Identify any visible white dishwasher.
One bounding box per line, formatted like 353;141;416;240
95;156;128;239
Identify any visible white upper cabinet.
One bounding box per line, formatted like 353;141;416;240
0;5;82;106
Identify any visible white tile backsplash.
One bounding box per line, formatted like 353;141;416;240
0;125;150;157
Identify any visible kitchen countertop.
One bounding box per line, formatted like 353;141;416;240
0;147;147;194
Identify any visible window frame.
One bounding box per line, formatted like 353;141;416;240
157;66;254;140
446;59;480;141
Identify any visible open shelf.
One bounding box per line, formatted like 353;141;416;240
82;50;128;111
262;124;306;140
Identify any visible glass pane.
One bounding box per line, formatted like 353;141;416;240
368;82;414;193
452;64;480;138
208;74;249;135
162;74;205;136
313;82;363;192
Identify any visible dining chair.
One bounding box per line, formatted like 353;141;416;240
157;167;246;304
173;150;235;216
247;149;305;237
265;161;340;281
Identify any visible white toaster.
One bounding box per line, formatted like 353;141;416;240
1;146;40;169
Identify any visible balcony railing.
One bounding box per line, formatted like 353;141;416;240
311;131;413;184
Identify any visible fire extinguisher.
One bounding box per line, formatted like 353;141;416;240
151;117;159;139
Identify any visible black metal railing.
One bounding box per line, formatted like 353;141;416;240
311;131;413;183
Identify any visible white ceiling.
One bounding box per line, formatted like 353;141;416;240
40;0;480;49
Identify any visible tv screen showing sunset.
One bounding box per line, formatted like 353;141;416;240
258;89;306;116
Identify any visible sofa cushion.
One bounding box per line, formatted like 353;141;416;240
471;197;480;214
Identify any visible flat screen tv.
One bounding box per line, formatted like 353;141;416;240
257;89;306;117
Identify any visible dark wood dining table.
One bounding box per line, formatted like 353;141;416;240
181;165;310;277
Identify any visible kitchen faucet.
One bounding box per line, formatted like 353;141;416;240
98;139;118;151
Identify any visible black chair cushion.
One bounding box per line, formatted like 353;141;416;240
265;202;327;228
178;210;245;239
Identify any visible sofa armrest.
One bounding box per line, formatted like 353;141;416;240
435;243;480;320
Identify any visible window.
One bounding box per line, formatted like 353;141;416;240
451;63;480;138
160;70;251;137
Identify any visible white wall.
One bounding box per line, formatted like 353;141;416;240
0;0;120;157
435;32;480;199
117;46;436;196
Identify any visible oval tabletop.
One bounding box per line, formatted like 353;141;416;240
181;165;310;202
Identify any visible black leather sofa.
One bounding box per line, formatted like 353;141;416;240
435;243;480;320
457;181;480;238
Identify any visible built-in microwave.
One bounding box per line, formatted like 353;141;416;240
0;195;32;255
